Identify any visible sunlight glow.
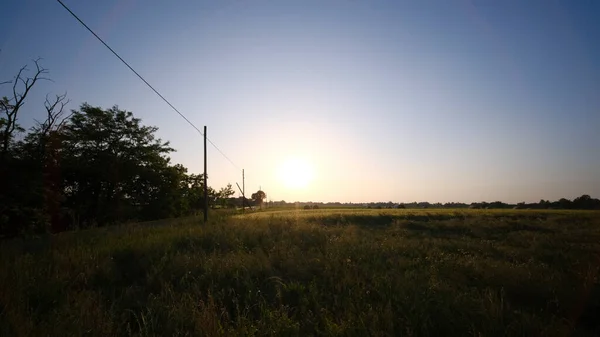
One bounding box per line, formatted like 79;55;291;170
277;157;315;190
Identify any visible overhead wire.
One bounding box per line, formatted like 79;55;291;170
56;0;241;171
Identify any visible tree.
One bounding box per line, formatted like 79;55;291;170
573;195;600;210
217;183;235;208
28;93;71;154
20;93;71;232
0;60;66;237
251;190;266;209
558;198;572;209
1;59;49;160
60;103;174;226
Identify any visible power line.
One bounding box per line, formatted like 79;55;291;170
207;138;241;171
56;0;241;171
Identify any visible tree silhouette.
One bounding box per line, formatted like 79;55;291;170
1;59;49;160
217;183;235;207
251;190;267;209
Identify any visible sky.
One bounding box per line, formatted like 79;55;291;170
1;0;599;204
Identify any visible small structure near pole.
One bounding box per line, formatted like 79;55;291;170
236;169;246;212
236;181;246;213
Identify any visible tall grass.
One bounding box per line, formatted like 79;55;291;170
1;210;599;336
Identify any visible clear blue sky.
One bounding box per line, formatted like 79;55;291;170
1;0;599;203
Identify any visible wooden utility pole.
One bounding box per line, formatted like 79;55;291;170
203;126;208;222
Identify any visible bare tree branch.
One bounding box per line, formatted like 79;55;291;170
28;92;70;156
42;92;70;135
11;59;49;113
1;58;50;158
56;109;74;131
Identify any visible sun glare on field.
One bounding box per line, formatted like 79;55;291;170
277;156;315;189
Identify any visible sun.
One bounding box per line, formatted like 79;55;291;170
277;156;315;189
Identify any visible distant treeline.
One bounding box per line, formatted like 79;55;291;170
469;196;600;210
268;195;600;210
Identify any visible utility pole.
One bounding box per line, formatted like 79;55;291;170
203;126;208;223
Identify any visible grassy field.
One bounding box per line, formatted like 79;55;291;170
1;209;600;336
